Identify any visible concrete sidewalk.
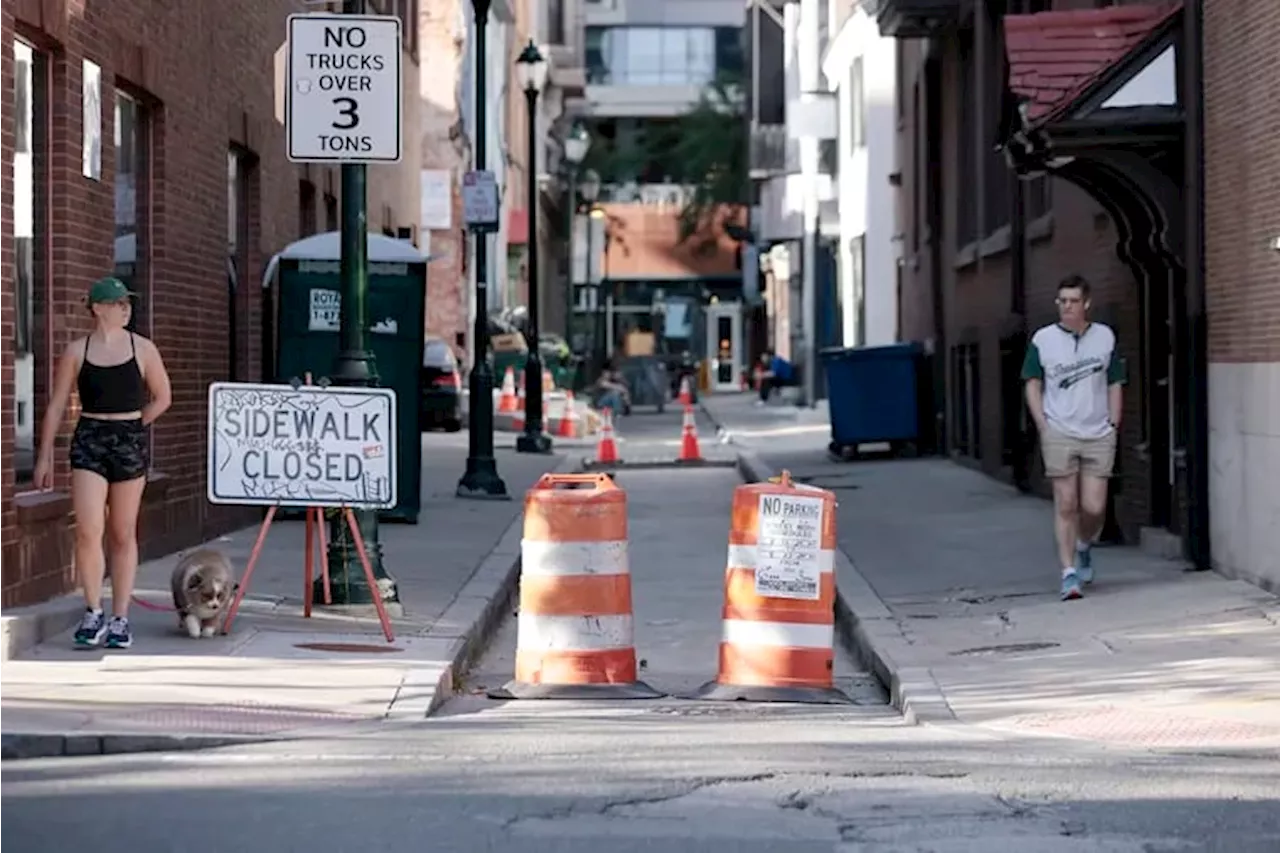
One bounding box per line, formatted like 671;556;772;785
703;392;1280;754
1;433;568;758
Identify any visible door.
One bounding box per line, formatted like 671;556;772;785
705;302;743;392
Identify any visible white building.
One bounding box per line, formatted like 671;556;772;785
821;1;898;347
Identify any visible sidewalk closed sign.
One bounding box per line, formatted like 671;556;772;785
206;382;397;509
755;493;823;600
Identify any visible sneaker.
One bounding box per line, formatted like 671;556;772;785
1061;571;1084;602
1075;545;1094;585
73;609;108;648
104;616;133;649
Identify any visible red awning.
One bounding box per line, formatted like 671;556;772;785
1005;3;1181;125
507;209;529;245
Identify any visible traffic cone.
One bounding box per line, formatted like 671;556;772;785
678;375;693;405
692;470;850;704
594;407;621;464
488;473;661;701
498;367;519;413
677;404;702;463
556;391;578;438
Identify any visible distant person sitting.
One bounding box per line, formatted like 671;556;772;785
755;350;795;405
594;357;632;416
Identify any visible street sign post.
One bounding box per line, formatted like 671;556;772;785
285;13;402;164
462;169;499;233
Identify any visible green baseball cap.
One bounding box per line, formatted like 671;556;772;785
86;276;136;304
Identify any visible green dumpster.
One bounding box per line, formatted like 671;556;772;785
264;232;429;524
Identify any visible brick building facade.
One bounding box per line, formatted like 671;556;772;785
887;1;1238;573
2;0;421;607
1202;0;1280;591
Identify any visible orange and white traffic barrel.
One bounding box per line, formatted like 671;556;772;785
695;469;849;704
489;473;663;700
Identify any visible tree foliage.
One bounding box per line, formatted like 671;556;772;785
664;75;749;247
580;75;748;253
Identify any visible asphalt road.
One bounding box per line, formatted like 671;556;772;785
5;411;1279;852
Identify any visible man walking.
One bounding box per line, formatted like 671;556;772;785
1021;274;1126;601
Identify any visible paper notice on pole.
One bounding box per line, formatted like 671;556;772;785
754;493;824;600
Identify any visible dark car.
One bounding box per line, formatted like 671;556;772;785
421;336;463;432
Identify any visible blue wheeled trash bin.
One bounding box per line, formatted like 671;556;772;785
820;342;925;460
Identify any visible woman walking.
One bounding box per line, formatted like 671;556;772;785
33;277;172;649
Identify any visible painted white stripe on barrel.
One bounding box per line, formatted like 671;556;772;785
721;618;833;650
521;539;630;577
516;613;634;652
725;544;834;575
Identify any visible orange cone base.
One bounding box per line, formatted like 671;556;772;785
487;650;666;700
489;680;666;700
688;644;852;704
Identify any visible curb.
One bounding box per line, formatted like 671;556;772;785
1;599;86;662
732;446;957;726
1;455;579;760
389;453;581;720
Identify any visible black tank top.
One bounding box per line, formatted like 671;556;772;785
78;334;147;415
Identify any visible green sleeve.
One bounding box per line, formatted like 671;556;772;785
1107;352;1128;386
1021;341;1044;381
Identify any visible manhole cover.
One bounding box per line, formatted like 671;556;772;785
950;642;1059;657
294;642;405;653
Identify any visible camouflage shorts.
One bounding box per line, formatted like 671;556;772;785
70;417;149;483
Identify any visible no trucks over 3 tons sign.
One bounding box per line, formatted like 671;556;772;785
285;13;402;163
207;382;398;509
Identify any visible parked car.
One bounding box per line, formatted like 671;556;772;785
421;336;463;432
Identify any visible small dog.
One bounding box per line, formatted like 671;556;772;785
170;549;237;638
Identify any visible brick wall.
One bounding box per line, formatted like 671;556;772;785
2;0;420;607
1203;0;1280;589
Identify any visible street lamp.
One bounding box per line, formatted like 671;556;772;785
562;123;590;347
514;40;552;454
579;169;602;373
457;0;510;499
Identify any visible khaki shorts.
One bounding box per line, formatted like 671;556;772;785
1041;427;1116;479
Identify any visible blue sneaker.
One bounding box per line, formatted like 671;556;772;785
73;609;108;648
1061;571;1083;601
104;616;133;649
1075;545;1094;585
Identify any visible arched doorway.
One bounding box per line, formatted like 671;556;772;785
999;2;1209;567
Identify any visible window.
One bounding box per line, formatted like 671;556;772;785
849;56;865;151
228;149;253;381
13;41;49;487
951;342;981;458
850;235;866;347
547;0;565;46
585;27;740;86
955;29;978;246
299;179;317;236
114;91;151;334
895;42;905;123
981;9;1010;235
324;193;338;232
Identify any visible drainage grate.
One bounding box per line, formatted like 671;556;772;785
949;641;1060;657
793;473;862;491
293;642;405;654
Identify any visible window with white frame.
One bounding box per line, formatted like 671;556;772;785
849;56;865;151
